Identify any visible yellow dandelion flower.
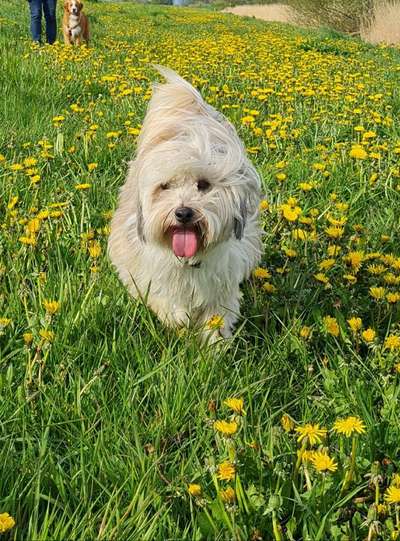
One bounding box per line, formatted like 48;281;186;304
349;145;368;159
224;398;244;415
377;503;388;516
295;423;327;446
88;240;101;258
347;317;362;333
220;486;236;503
188;484;202;497
311;451;338;473
327;214;347;226
27;218;41;233
259;199;269;211
319;259;335;271
298;182;314;191
343;274;357;284
43;300;60;315
297;449;315;463
327;245;341;257
362;328;376;342
241;115;255;124
384;335;400;351
333;416;366;437
207;315;224;330
23;157;38;167
325;226;344;239
276;173;287;182
30;174;41;184
300;326;312;339
19;236;36;246
0;318;12;328
23;332;33;345
75;183;92;190
336;199;349;212
385;486;400;504
253;267;270;279
36;210;50;219
384;273;400;285
370;286;386;300
281;414;295;432
281;203;301;222
217;462;236;481
214;420;238;436
370;173;378;184
323;316;340;337
387;293;400;303
262;282;277;293
87;163;98;172
7;196;18;210
10;163;24;171
0;513;15;534
314;273;329;285
292;228;308;241
282;247;297;258
344;251;364;272
368;264;386;275
39;329;54;342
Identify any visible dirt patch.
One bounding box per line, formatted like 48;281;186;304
361;1;400;44
223;3;295;24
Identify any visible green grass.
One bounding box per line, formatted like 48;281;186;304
1;1;400;539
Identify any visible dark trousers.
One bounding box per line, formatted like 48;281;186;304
28;0;57;44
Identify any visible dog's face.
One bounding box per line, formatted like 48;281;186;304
133;68;260;260
141;168;229;258
64;0;83;16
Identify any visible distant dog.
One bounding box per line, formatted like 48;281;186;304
108;67;262;341
63;0;89;45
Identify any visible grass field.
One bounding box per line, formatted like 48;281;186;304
1;2;400;539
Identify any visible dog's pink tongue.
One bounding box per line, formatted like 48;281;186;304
172;228;198;258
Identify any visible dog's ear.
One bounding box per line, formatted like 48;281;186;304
137;201;145;243
234;198;247;240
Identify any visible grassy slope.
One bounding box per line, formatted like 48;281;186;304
0;2;400;540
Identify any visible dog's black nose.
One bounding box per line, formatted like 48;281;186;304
175;207;194;224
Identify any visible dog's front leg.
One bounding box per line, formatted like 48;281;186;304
63;29;72;45
148;296;189;329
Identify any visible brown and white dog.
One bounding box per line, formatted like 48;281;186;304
63;0;89;46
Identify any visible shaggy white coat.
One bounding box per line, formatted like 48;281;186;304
108;67;262;340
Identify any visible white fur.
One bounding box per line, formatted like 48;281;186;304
108;66;262;341
69;15;81;39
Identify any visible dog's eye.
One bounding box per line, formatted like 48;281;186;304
197;179;210;191
160;183;169;190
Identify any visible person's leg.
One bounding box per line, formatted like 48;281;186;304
28;0;43;43
43;0;57;44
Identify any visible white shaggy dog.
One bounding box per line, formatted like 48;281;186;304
108;67;262;341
